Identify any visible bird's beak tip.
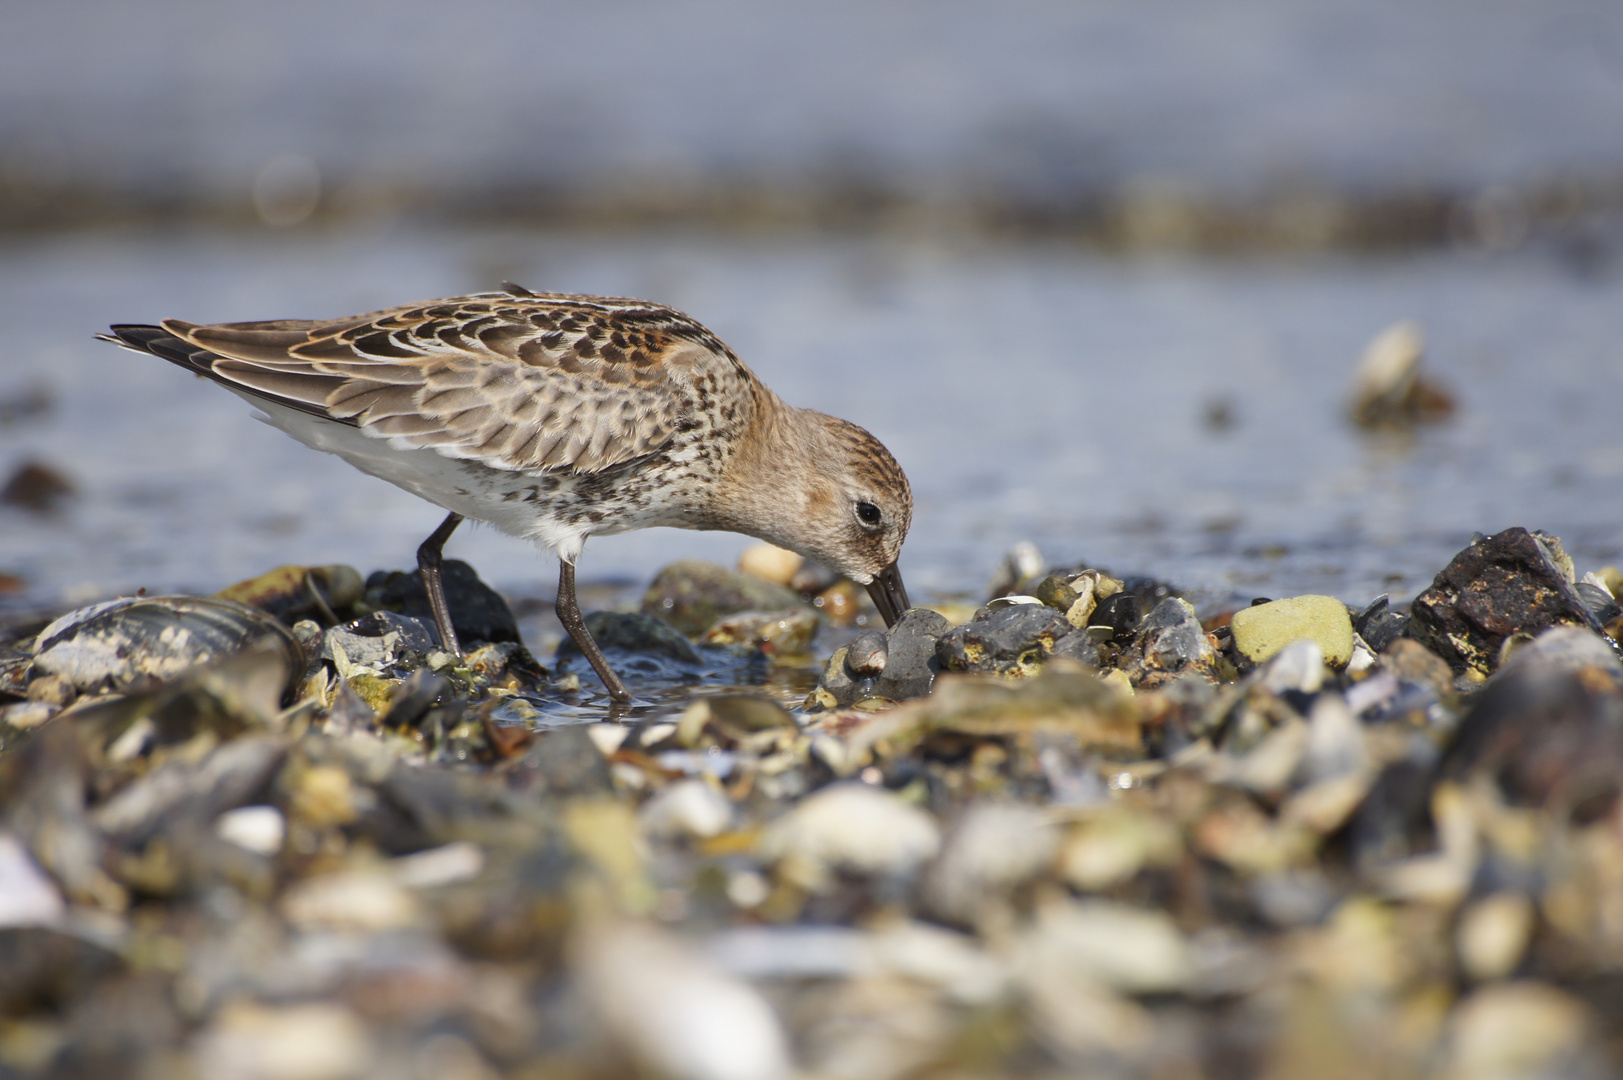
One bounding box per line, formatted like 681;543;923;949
864;562;910;628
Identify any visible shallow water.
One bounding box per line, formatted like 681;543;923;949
3;225;1622;648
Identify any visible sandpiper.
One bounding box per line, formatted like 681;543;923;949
100;285;913;703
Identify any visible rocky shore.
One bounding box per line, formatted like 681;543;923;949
3;525;1623;1079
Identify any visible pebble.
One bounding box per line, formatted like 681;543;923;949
1023;899;1192;995
575;921;792;1080
925;801;1058;924
1455;890;1535;981
1230;594;1354;668
641;560;805;637
1443;982;1592;1080
761;783;941;883
736;543;804;586
0;831;65;927
192;1001;375;1080
214;805;286;856
641;779;735;840
281;868;425;932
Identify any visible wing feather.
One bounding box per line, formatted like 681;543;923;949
142;290;754;475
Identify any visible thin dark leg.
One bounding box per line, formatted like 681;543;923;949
417;512;464;655
556;559;630;703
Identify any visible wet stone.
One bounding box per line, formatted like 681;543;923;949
935;605;1073;677
641;560;805;637
560;611;701;666
366;559;521;646
1410;527;1602;676
699;607;820;657
874;608;951;700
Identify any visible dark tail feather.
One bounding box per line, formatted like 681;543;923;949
101;324;220;376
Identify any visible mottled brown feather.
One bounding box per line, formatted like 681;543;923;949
164;291;754;477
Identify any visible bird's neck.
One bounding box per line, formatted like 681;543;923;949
707;383;833;548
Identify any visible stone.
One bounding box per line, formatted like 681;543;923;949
1230;595;1355;668
322;610;438;671
281;868;425;932
641;561;804;637
191;1001;376;1080
936;605;1073;677
575;921;792;1080
1022;899;1191;995
1455;891;1534;982
760;784;941;884
560;611;701;665
1443;982;1592;1080
737;543;804;586
216;564;365;626
1409;528;1602;676
1346;320;1453;429
640;779;734;841
365;559;520;646
874;608;951;700
1138;597;1214;672
1438;626;1623;809
925;801;1058;925
699;608;819;656
214;806;286;857
0;831;64;928
1353;594;1408;653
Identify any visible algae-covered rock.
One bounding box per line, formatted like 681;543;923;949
641;560;806;637
936;605;1073;677
1230;595;1355;668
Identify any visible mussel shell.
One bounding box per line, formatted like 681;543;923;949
32;595;302;693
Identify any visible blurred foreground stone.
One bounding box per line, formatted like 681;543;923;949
2;536;1623;1078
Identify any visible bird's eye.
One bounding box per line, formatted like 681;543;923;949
855;501;882;527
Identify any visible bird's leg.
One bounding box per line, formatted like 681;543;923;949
556;559;631;704
417;511;465;656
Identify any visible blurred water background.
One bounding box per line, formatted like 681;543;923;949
3;0;1623;625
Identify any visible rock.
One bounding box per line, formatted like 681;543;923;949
761;784;941;885
0;831;64;928
214;806;286;857
560;611;701;665
281;868;424;932
699;608;819;656
1230;594;1355;668
1137;597;1214;673
1021;899;1191;995
1438;625;1623;810
1380;638;1457;705
874;608;951;700
1455;891;1534;982
321;610;438;671
1409;528;1602;676
0;459;75;513
924;801;1058;925
1057;806;1182;891
737;543;804;587
640;780;734;841
191;1000;376;1080
216;564;365;626
365;559;520;646
574;921;792;1080
641;561;804;637
1258;639;1327;695
1442;982;1593;1080
1032;574;1079;612
936;605;1073;677
1353;594;1408;653
33;596;302;695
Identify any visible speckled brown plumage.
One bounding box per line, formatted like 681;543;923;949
100;286;913;704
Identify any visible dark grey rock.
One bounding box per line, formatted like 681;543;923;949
874;608;951;699
936;605;1071;675
367;559;521;646
1354;595;1408;653
1140;597;1210;671
1051;630;1101;668
560;612;701;666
